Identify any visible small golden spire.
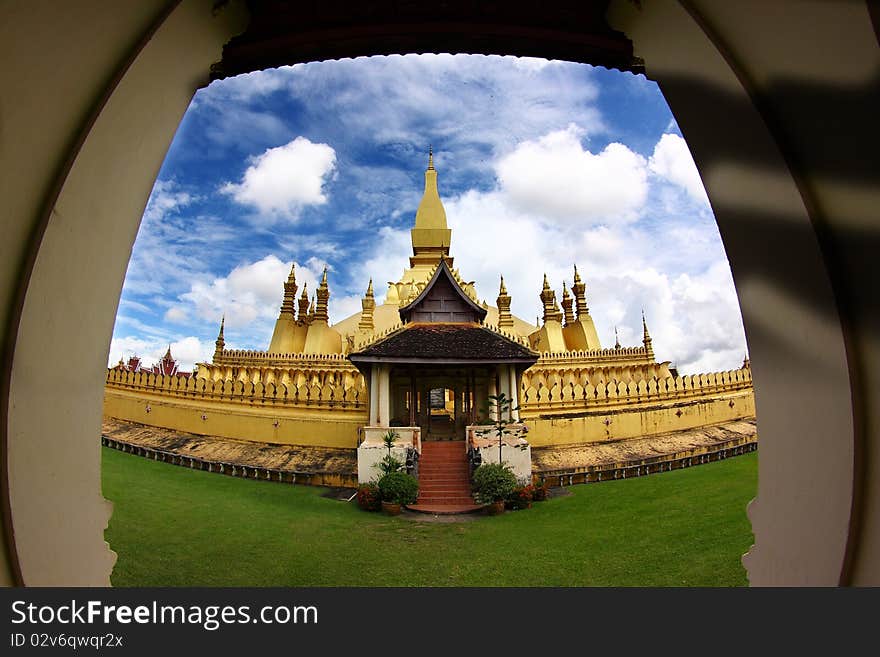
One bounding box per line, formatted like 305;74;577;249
572;264;588;319
213;315;225;361
540;274;561;323
297;283;310;323
314;268;330;324
359;278;376;332
280;262;297;316
428;145;434;170
561;281;574;325
497;274;513;329
642;310;654;356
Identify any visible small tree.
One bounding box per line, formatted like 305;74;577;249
375;429;403;476
476;392;519;465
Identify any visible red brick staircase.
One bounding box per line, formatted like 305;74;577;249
407;440;483;514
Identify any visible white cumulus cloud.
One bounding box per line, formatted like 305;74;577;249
648;133;710;205
497;124;648;225
221;137;337;217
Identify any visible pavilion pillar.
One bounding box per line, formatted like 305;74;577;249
369;367;379;425
409;371;416;426
488;368;498;421
510;367;521;422
502;365;519;422
377;365;391;427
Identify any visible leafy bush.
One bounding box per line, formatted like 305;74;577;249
472;463;517;503
377;471;419;505
506;484;534;510
356;483;382;511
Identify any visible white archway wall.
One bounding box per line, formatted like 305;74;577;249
2;1;878;586
1;0;246;585
610;0;880;585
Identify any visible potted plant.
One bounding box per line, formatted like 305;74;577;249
531;478;550;502
377;470;419;515
472;462;517;515
506;483;534;510
356;482;382;511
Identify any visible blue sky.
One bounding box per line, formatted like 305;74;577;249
109;54;747;373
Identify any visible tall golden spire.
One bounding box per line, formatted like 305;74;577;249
572;264;589;319
410;148;452;267
358;278;376;332
297;283;310;323
642;310;654;358
561;281;574;326
313;267;330;324
213;315;225;361
540;274;563;324
279;262;297;317
497;275;514;329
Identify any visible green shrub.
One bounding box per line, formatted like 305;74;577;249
377;471;419;505
472;463;517;503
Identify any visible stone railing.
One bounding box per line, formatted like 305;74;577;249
519;366;753;414
106;366;367;410
211;349;356;368
534;345;655;366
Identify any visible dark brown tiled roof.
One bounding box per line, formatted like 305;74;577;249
349;324;538;363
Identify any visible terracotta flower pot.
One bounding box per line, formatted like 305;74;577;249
381;501;402;516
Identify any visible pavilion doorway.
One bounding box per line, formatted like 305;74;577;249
387;366;492;442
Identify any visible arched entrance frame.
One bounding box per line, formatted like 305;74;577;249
2;0;878;585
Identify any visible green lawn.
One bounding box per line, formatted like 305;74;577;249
102;446;757;586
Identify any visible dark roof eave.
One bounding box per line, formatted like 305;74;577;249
348;355;538;366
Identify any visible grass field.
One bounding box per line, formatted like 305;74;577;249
103;446;757;586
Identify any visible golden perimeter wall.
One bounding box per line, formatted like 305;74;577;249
103;361;755;449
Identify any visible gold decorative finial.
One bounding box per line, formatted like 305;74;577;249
428;145;434;170
366;278;374;296
614;326;621;349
